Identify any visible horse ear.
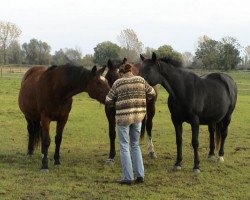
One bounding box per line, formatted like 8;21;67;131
97;65;106;76
91;65;97;75
122;58;127;64
152;52;157;62
140;54;145;61
107;59;113;69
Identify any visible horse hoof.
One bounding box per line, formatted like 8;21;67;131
207;155;216;162
218;156;224;163
149;152;157;159
173;165;182;171
40;169;49;173
193;169;200;174
105;159;115;165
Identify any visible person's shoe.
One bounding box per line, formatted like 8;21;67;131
135;177;144;184
117;180;132;185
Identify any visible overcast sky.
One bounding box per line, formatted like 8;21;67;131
1;0;250;55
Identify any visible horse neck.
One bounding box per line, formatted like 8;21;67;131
58;68;91;99
158;63;187;99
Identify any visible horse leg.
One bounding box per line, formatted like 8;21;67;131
40;117;51;171
208;123;216;159
218;115;231;163
140;116;146;140
146;101;156;159
105;107;116;165
172;118;183;170
191;117;200;173
54;117;68;165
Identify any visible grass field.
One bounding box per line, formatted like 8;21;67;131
0;69;249;200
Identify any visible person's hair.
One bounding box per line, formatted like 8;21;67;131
121;64;132;73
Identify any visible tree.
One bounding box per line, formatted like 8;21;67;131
182;52;194;68
82;54;94;67
64;47;82;65
7;40;25;64
144;47;156;58
93;41;120;65
195;35;220;69
22;39;51;65
51;49;67;65
0;21;21;64
117;29;143;62
195;35;242;70
156;45;183;63
218;37;241;70
52;47;83;65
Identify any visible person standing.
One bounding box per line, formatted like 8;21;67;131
105;63;156;185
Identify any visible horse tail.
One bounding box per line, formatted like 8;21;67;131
215;123;222;150
29;121;42;150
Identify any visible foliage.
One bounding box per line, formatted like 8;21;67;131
195;36;242;70
82;54;94;67
93;41;121;65
22;39;51;65
156;45;183;63
7;40;25;64
51;48;83;66
117;29;143;62
0;21;22;64
182;52;194;68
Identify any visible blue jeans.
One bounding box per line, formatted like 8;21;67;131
117;122;144;181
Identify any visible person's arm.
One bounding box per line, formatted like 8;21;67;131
145;81;156;101
105;84;117;108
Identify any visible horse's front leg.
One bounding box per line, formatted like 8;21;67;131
54;117;68;166
105;106;116;165
172;117;183;170
40;116;51;172
146;100;156;159
191;117;200;173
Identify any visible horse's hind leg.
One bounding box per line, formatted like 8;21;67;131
208;123;216;159
140;116;146;140
54;117;68;165
218;115;231;162
146;101;156;159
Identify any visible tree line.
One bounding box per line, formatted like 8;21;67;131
1;21;250;70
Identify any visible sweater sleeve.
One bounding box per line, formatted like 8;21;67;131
105;84;117;108
145;81;156;101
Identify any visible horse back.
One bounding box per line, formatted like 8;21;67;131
203;73;237;109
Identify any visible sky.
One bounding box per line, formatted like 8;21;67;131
1;0;250;55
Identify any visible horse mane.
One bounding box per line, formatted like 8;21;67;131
47;65;58;71
46;64;91;83
159;57;183;68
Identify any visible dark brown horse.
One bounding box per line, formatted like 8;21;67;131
18;64;110;171
104;58;158;164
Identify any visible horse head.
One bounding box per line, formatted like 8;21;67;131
105;59;126;86
139;52;162;86
86;65;110;104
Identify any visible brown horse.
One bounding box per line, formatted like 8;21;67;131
105;58;158;164
18;64;110;171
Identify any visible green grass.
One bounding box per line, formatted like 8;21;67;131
0;71;250;200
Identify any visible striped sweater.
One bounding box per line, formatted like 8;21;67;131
105;72;156;125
